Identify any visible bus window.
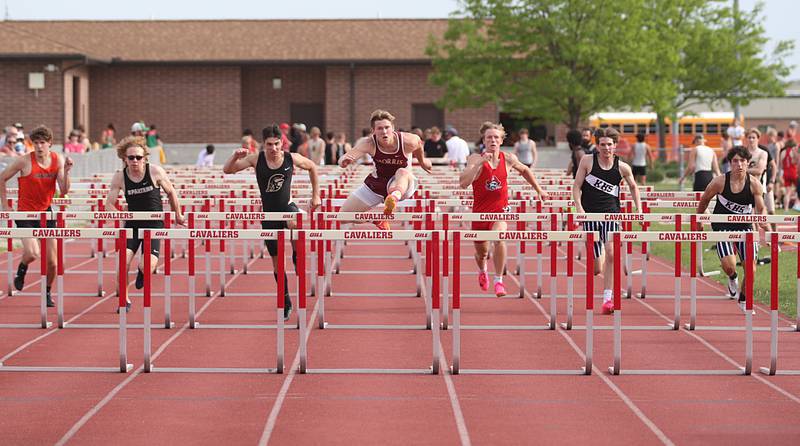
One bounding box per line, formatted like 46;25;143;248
695;123;704;134
623;124;635;133
721;123;730;133
682;123;693;134
648;123;657;134
706;123;719;134
611;123;621;131
600;123;609;129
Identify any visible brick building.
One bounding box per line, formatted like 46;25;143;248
0;19;497;145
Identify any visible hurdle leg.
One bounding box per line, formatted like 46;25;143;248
536;251;542;298
40;279;49;329
276;308;284;374
97;248;104;296
452;308;461;375
431;310;440;375
219;251;225;296
189;278;197;328
583;310;593;374
6;250;12;297
144;306;152;372
317;276;326;329
424;274;432;329
299;307;307;373
686;277;697;330
548;276;557;330
639;248;648;299
760;310;779;375
515;246;523;276
204;252;211;296
743;311;752;375
561;276;574;330
119;309;133;372
57;273;65;328
164;275;172;329
324;251;332;296
229;240;236;274
625;246;632;299
242;240;249;273
518;251;526;298
609;310;621;375
441;276;449;329
795;278;799;331
671;277;681;330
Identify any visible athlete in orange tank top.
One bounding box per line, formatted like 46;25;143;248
0;126;72;307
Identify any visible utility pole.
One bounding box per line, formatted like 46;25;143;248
733;0;741;121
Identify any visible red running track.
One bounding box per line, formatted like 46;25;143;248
0;237;799;445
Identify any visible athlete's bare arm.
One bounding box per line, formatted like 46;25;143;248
0;156;27;211
696;175;725;214
619;161;641;211
712;152;721;176
459;154;486;189
747;150;767;178
404;133;432;174
339;137;375;168
506;152;547;199
56;153;73;196
290;153;321;211
750;175;769;231
104;171;125;212
572;155;593;213
223;149;257;174
565;158;573;177
679;150;697;184
151;164;185;226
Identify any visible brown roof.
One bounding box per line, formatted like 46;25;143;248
0;19;451;63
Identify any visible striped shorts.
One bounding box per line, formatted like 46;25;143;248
581;221;620;259
715;230;758;262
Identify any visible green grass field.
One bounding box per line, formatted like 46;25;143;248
644;178;798;318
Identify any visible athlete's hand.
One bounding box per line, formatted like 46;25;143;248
421;159;433;174
174;213;186;227
538;191;550;201
64;156;74;173
233;148;249;159
309;195;321;213
339;155;354;168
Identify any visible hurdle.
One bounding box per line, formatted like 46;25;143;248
297;229;441;374
2;211;51;304
141;228;289;374
760;232;800;375
309;229;439;330
608;231;754;375
450;230;595;375
0;228;133;373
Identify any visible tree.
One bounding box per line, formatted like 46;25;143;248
427;0;662;129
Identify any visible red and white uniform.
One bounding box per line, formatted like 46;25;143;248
471;152;509;230
17;152;58;211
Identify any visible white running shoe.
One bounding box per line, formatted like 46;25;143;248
727;275;738;298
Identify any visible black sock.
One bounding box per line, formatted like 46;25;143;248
292;250;297;269
17;262;28;275
46;285;51;294
729;272;737;280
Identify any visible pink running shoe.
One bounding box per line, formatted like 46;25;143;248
478;271;489;291
494;281;507;297
601;300;614;315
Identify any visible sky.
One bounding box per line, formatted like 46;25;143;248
3;0;797;80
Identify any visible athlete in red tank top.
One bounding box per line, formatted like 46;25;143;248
338;110;432;230
0;126;72;307
459;123;547;297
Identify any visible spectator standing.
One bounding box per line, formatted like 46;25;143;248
727;119;745;146
101;123;116;149
513;128;537;167
444;127;470;166
307;126;325;165
424;126;447;158
196;144;215;168
324;131;336;166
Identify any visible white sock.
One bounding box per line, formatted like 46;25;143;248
390;190;402;200
603;289;612;303
494;276;503;284
479;266;487;273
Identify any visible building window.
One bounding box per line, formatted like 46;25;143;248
411;104;444;130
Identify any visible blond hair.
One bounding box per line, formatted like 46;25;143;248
369;109;396;128
480;121;506;140
116;136;149;161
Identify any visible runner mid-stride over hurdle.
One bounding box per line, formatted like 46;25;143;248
573;128;641;314
459;122;548;297
337;109;432;229
105;136;185;312
223;124;321;321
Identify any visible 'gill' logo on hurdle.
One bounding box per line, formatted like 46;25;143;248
463;233;478;239
0;230;10;236
102;231;117;236
309;232;322;238
569;233;583;239
623;234;638;240
154;231;169;237
259;231;277;238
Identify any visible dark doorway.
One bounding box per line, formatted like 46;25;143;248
290;103;324;133
412;103;444;130
72;76;81;130
499;112;548;145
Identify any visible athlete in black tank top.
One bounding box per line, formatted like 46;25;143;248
124;164;163;212
223;124;321;321
697;146;767;309
580;153;622;213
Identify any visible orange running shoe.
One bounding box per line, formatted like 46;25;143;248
383;194;398;216
374;220;391;231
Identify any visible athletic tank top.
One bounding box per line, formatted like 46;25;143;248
516;140;533;165
632;143;647;167
123;165;163;212
580;153;622;213
694;145;714;172
570;147;593;178
472;152;509;213
364;132;407;197
712;172;754;231
782;149;798;179
256;151;293;212
17;152;59;211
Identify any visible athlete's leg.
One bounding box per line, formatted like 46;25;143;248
339;191;376;213
384;168;417;215
20;237;40;265
491;221;508;296
602;239;614;291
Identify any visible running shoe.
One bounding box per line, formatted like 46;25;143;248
727;275;739;298
116;299;132;314
374;220;391;231
494;281;507;297
738;295;755;315
135;269;145;290
46;290;55;308
601;300;614;315
13;263;27;291
383;194;397;216
478;271;489;291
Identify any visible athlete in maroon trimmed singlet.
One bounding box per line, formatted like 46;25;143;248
460;122;547;297
338;109;432;229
